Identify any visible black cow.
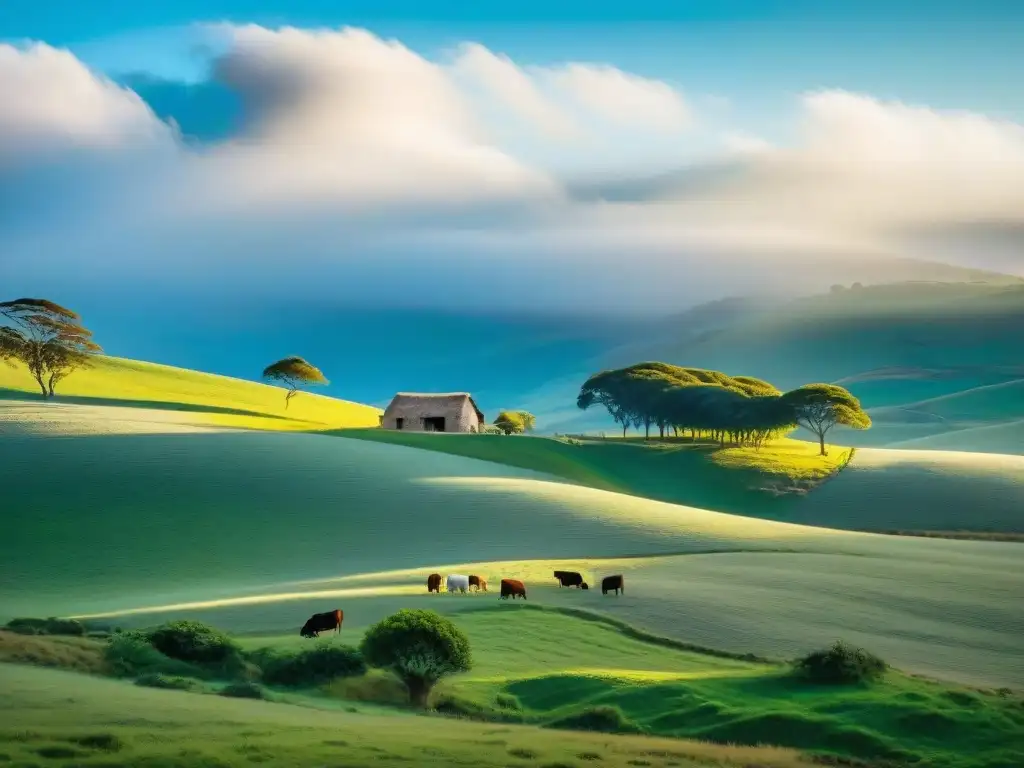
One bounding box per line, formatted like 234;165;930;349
554;570;585;588
601;575;624;596
300;609;344;637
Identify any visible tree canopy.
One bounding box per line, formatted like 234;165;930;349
0;298;102;398
494;410;536;435
261;356;328;409
359;609;472;707
577;361;868;451
780;383;872;455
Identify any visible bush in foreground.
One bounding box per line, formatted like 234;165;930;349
103;632;196;678
248;643;366;687
794;641;888;685
145;620;241;666
360;609;472;707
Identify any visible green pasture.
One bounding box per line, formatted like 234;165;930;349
0;355;381;430
3;607;1022;768
0;664;822;768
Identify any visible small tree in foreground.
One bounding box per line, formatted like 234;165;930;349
0;298;102;397
261;356;328;409
359;609;471;707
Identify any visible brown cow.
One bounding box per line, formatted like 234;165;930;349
601;574;624;596
427;573;442;593
300;609;343;637
500;578;527;600
469;575;488;592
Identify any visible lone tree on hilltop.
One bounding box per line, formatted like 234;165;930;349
359;609;471;708
494;410;536;435
261;356;328;409
0;298;102;398
781;383;871;456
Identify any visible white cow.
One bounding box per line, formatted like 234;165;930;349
446;574;469;594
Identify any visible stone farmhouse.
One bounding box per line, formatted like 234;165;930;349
380;392;485;433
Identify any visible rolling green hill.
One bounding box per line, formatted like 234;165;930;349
5;607;1022;768
1;663;823;768
2;401;1022;689
0;355;382;431
340;430;1024;536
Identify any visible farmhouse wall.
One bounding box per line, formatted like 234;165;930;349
380;394;484;433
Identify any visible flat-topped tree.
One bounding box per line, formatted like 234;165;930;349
0;298;102;398
261;356;328;409
781;383;871;456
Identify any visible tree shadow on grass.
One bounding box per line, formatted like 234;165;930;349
0;389;310;423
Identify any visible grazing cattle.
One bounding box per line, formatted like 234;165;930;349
554;570;584;588
427;573;442;593
300;609;343;638
469;575;487;592
500;578;527;600
601;575;624;596
581;582;589;590
447;574;470;594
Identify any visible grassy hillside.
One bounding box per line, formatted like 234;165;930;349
0;664;823;768
3;401;1022;689
0;355;381;430
339;430;1024;535
5;608;1022;768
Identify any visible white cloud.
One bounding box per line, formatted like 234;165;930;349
1;29;1022;315
541;63;691;133
0;42;175;164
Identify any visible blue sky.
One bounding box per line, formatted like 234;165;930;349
4;0;1023;121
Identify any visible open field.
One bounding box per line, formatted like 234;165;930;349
0;664;825;768
339;430;1024;534
0;355;381;430
2;401;1022;689
4;607;1023;768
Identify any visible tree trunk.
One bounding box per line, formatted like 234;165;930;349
405;677;432;708
34;374;47;398
622;423;628;438
644;421;650;440
818;432;827;456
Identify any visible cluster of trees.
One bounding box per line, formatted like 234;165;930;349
577;362;870;455
493;410;536;435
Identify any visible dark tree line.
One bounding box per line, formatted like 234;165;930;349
577;362;870;455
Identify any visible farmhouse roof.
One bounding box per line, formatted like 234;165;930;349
387;392;485;423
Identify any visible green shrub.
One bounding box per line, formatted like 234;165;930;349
794;640;888;685
249;643;366;687
103;632;194;677
547;705;642;734
134;673;200;691
220;681;267;699
4;617;85;636
145;620;241;665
